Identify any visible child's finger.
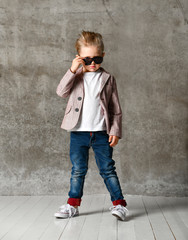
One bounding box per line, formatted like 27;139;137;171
76;55;85;60
110;139;115;147
110;136;119;147
76;55;81;59
79;59;86;66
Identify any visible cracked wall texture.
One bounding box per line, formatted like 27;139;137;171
0;0;188;196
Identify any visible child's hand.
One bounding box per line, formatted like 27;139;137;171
109;135;119;147
70;55;87;73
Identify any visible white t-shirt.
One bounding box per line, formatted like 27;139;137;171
70;68;106;132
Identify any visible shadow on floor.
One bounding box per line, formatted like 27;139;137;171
77;197;188;222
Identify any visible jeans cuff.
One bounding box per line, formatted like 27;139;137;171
112;199;127;207
67;198;82;206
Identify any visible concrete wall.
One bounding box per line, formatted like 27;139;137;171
0;0;187;196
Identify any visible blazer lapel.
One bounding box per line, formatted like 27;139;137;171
76;67;84;91
99;69;110;93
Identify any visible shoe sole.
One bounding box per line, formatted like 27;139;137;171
112;212;125;221
54;213;79;219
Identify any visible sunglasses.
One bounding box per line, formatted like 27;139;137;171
83;56;103;65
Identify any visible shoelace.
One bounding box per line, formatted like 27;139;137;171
59;204;77;217
109;204;129;216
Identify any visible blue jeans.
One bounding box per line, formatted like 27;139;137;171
68;130;126;206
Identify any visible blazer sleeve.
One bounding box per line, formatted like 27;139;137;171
56;69;77;98
108;76;122;139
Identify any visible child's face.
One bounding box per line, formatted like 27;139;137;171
79;45;105;72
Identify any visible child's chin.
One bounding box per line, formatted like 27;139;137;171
90;67;99;71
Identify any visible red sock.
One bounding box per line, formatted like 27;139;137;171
67;198;81;206
112;199;127;207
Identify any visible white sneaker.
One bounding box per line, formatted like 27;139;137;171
54;204;79;218
110;204;129;221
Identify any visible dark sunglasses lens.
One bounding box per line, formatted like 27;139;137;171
83;57;92;65
93;57;103;64
83;56;103;65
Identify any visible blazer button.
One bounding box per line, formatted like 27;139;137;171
77;97;82;101
75;108;79;112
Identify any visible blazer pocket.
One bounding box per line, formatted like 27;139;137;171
65;105;72;114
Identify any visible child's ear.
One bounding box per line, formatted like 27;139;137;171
102;52;105;57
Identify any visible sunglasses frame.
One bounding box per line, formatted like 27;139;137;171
83;56;103;65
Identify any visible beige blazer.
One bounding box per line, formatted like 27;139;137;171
56;66;122;139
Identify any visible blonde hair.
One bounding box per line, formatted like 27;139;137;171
75;30;104;55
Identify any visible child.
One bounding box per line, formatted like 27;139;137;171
54;31;128;221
